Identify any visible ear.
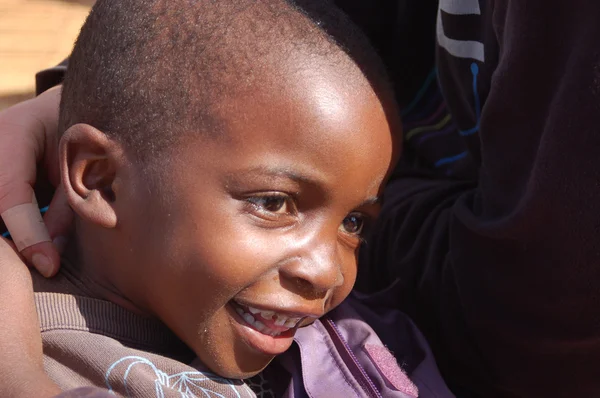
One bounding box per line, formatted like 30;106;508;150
59;123;124;229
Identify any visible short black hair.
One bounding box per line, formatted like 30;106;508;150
59;0;393;161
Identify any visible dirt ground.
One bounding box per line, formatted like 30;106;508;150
0;0;93;110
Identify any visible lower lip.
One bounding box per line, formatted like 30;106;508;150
226;302;296;356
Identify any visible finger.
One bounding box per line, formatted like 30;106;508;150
1;192;51;250
0;113;45;209
0;89;61;213
1;189;72;278
0;189;68;278
21;242;60;278
1;190;55;276
0;180;38;213
37;86;62;187
0;87;62;187
43;186;74;250
21;189;76;277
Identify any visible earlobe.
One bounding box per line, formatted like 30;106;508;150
59;124;122;229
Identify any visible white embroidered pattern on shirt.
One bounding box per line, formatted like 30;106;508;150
105;356;256;398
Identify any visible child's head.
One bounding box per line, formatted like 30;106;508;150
58;0;399;379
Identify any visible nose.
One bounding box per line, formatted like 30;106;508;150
279;231;344;299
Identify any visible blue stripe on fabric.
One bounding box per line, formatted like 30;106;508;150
459;124;479;136
471;63;481;122
459;63;481;136
401;68;438;117
434;151;467;167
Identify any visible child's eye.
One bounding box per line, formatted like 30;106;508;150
246;194;294;215
340;212;364;235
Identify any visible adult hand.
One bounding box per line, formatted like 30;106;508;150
0;86;72;277
0;237;60;397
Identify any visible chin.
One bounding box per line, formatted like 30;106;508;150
182;313;278;379
222;367;268;380
201;353;275;379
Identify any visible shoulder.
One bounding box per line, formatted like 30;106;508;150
38;291;254;397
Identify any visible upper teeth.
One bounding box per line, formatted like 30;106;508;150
247;306;301;327
235;307;281;336
235;304;303;331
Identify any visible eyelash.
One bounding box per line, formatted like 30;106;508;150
245;193;297;217
244;193;371;244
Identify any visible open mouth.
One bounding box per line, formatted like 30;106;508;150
230;300;303;337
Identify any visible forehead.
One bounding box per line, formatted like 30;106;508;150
199;58;395;196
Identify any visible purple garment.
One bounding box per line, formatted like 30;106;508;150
276;293;454;398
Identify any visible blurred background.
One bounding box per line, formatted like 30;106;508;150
0;0;93;110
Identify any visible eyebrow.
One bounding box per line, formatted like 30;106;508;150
359;196;380;207
230;166;323;186
228;166;380;206
255;167;382;207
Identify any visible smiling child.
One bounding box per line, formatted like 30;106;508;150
27;0;448;396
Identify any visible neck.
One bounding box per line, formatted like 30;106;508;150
63;234;149;316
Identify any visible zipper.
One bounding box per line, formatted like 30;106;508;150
322;317;383;398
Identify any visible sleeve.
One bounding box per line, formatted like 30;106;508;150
360;1;600;397
35;59;68;95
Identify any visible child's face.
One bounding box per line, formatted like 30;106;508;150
99;64;397;378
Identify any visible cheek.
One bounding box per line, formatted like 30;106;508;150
167;210;294;294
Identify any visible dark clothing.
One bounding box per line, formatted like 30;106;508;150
36;59;67;96
349;1;600;397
